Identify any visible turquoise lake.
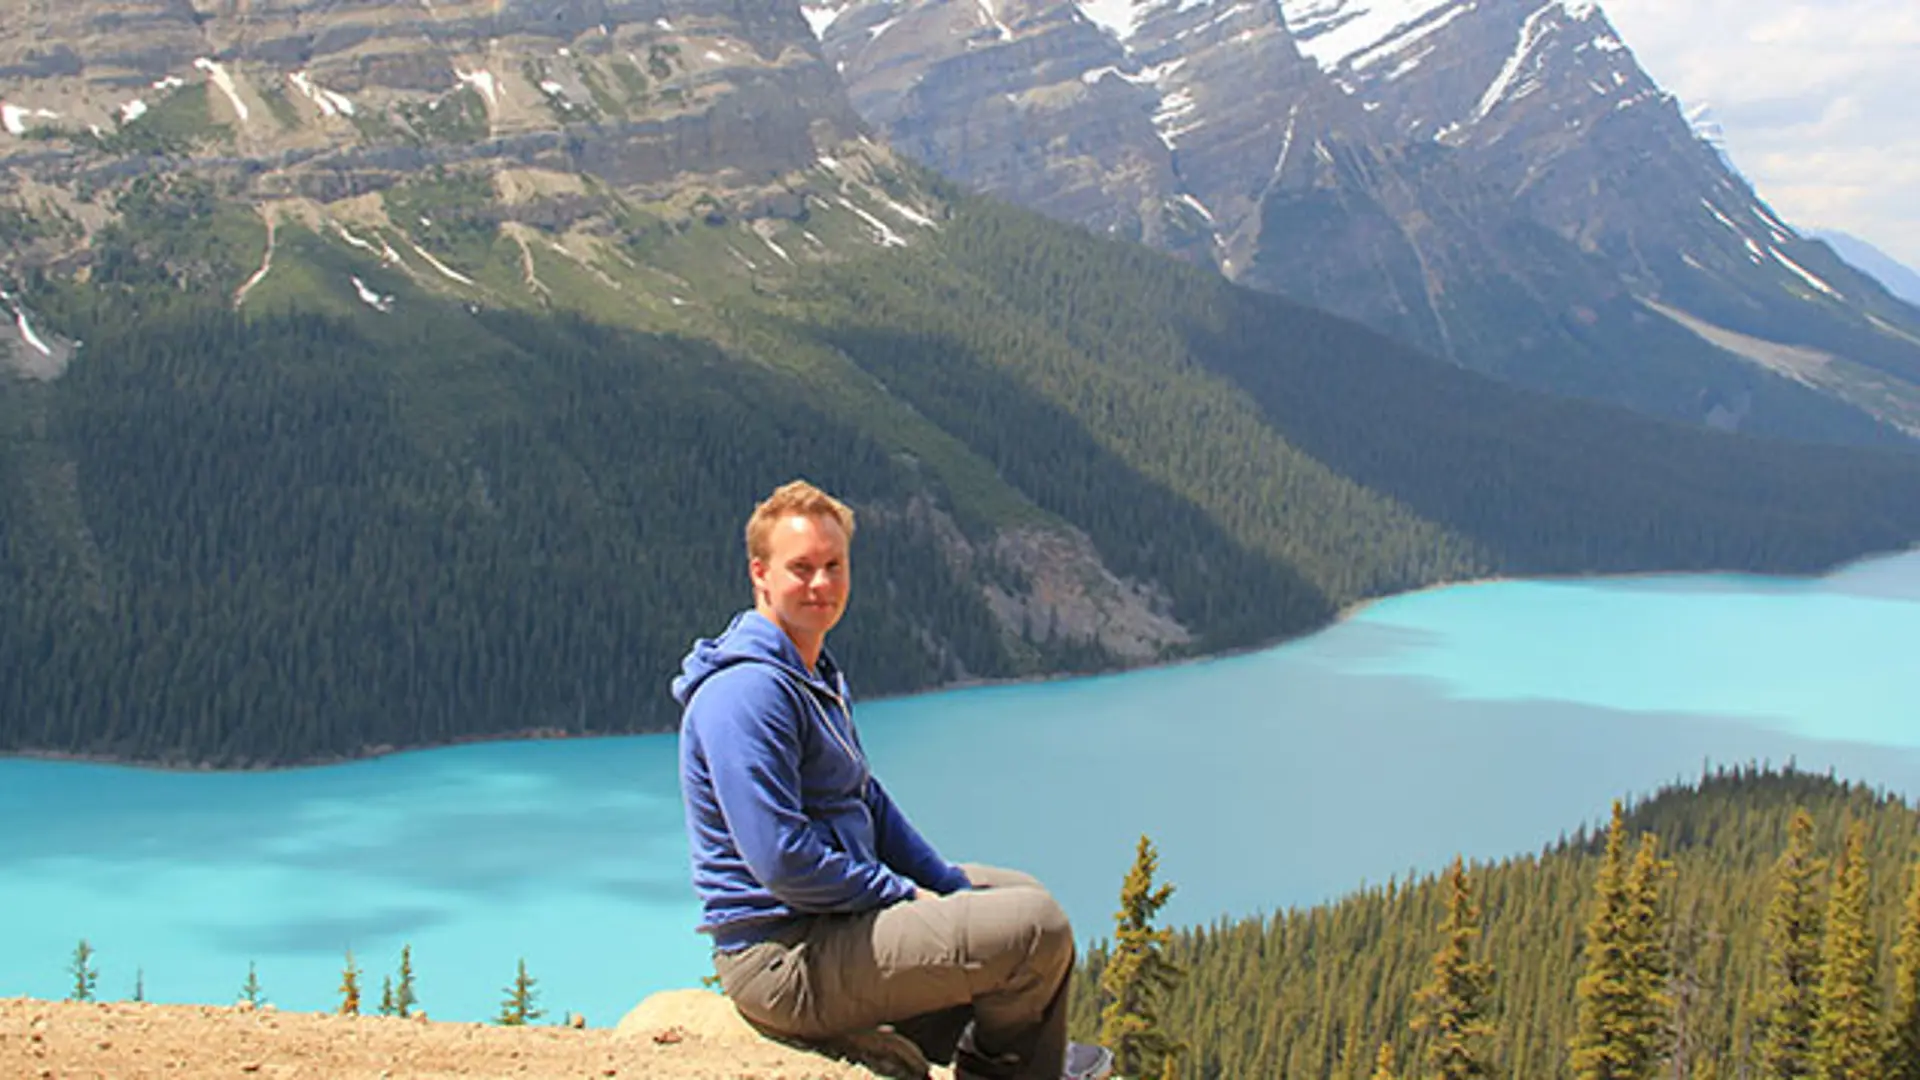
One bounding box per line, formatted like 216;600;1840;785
3;550;1917;1025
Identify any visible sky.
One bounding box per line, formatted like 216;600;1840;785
1602;0;1920;271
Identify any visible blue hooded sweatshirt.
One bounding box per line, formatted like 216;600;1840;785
673;610;971;949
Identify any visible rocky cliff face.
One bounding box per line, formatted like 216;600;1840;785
812;0;1920;441
0;0;866;224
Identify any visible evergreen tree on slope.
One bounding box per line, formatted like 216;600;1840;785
1412;855;1495;1079
1759;808;1827;1079
1099;835;1184;1079
1813;821;1878;1080
1888;853;1920;1080
1570;801;1671;1080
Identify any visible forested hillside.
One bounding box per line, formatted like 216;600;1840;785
1069;767;1920;1078
5;174;1920;765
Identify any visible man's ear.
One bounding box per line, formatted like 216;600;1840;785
748;557;767;596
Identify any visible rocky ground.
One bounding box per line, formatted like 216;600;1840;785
1;990;958;1079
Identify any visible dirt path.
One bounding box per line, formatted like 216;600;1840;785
2;992;955;1079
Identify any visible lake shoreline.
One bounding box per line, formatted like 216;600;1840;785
7;548;1908;775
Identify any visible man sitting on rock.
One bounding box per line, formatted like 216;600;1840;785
673;479;1113;1080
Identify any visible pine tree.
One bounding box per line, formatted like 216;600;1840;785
1812;821;1878;1079
239;961;266;1007
1889;856;1920;1080
68;939;97;1003
1759;808;1827;1079
1411;856;1494;1079
497;959;545;1026
1620;832;1674;1068
1098;835;1185;1079
394;945;418;1019
339;950;362;1016
131;967;145;1003
1570;801;1671;1080
1370;1041;1399;1080
379;976;396;1017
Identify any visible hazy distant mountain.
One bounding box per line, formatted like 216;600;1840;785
1813;230;1920;307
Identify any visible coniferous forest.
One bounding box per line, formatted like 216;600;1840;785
4;180;1920;765
1070;767;1920;1080
34;765;1920;1080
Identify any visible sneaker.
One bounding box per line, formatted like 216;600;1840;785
1065;1042;1115;1080
767;1026;932;1080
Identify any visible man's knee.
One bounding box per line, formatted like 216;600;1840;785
1005;889;1074;979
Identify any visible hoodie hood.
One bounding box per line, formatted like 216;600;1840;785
672;610;832;706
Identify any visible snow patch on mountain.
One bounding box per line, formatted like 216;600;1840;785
409;241;478;286
350;277;394;312
194;58;249;123
1348;3;1468;72
1281;0;1461;71
1272;103;1300;175
1170;1;1261;42
1700;198;1742;235
1772;248;1841;298
1469;1;1562;123
836;197;909;246
1153;87;1203;146
1077;0;1147;41
456;69;498;107
800;4;841;37
289;72;355;117
12;307;51;357
1;104;60;136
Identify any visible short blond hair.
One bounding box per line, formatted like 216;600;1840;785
746;480;856;562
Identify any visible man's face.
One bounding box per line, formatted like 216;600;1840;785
752;512;851;644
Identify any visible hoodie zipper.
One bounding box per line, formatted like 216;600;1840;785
805;673;869;799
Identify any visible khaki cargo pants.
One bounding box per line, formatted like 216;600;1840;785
713;864;1073;1080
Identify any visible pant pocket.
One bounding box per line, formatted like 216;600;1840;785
718;941;809;1036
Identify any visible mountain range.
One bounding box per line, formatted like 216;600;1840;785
1815;230;1920;308
811;0;1920;442
4;0;1920;763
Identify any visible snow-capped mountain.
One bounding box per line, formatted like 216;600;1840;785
812;0;1920;442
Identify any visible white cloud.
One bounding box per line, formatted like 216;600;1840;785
1604;0;1920;270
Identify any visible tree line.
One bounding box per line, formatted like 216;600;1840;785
1072;766;1920;1078
33;767;1920;1076
7;177;1920;765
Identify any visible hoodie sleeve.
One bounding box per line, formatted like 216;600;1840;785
868;777;972;894
690;667;920;913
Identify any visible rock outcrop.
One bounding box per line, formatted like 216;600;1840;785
0;0;864;219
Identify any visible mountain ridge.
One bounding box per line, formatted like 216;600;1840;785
1814;229;1920;308
6;0;1920;766
812;0;1920;443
